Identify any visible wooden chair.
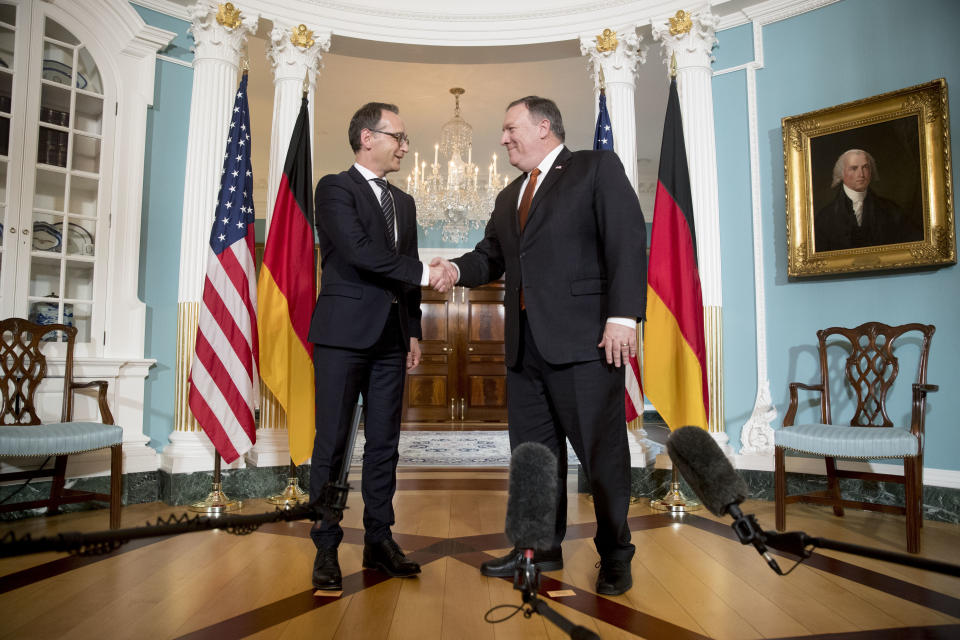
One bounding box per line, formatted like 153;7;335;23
0;317;122;528
774;322;936;553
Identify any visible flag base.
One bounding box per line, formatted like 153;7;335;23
267;477;309;508
189;482;242;514
649;468;701;513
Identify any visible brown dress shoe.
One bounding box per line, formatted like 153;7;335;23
362;538;421;577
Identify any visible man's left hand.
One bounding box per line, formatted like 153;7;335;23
407;337;422;371
598;322;636;368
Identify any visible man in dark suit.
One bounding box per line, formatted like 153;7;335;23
814;148;921;251
307;102;450;590
433;96;647;595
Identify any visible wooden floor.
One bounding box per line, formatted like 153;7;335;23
1;468;959;639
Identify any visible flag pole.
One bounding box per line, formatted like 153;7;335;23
648;53;700;513
189;451;242;513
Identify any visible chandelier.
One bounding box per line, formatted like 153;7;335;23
406;88;509;243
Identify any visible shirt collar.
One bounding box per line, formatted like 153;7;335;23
843;184;867;203
354;162;381;182
534;144;565;178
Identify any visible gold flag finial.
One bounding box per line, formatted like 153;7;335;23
595;28;618;53
671;52;677;78
598;67;606;94
240;56;249;73
291;24;315;49
302;69;310;97
216;2;242;30
669;9;693;36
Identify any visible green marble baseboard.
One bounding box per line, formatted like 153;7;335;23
0;471;159;522
574;467;960;525
2;464;957;526
158;465;311;506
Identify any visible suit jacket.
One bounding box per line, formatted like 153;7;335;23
814;187;920;252
308;166;422;350
453;147;646;367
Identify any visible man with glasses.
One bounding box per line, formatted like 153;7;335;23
306;102;452;591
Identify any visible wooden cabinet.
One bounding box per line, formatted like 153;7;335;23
403;281;507;425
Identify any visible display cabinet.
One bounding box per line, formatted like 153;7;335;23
0;1;110;355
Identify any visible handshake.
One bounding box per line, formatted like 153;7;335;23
427;257;459;293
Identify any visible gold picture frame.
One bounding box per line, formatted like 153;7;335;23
783;79;955;277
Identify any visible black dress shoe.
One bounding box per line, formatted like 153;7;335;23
362;538;421;577
312;546;342;590
480;548;563;577
596;558;632;595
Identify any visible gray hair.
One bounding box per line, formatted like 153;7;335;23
507;95;565;142
831;149;878;188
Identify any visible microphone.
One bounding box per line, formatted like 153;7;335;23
505;441;557;552
667;426;783;575
504;442;557;600
496;443;599;640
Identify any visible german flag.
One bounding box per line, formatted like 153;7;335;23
642;77;708;431
257;96;316;463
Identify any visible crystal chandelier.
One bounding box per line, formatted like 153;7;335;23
406;88;509;243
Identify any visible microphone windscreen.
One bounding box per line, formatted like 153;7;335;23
504;442;557;550
666;426;748;517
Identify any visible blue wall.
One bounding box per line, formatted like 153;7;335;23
714;0;960;471
133;4;192;450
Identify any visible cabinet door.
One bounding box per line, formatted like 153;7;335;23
459;282;507;422
403;286;458;422
0;2;28;315
2;5;112;355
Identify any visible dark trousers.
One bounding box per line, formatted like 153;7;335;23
507;312;635;561
310;306;405;549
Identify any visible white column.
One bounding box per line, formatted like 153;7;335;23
580;29;657;467
163;1;258;474
652;10;729;453
247;23;330;467
579;29;647;191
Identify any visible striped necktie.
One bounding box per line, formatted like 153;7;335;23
372;177;397;252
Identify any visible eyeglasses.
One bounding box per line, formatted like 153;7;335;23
370;129;410;146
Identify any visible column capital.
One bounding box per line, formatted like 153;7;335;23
188;1;259;66
651;9;718;72
579;28;647;90
267;22;332;83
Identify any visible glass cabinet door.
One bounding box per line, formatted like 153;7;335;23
2;1;111;354
0;3;17;315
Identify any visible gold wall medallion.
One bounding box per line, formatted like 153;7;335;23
595;28;618;53
782;79;955;277
216;2;242;30
669;10;693;36
291;24;315;49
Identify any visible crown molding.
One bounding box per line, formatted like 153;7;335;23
715;0;841;30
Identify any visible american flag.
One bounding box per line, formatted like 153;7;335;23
593;91;643;423
188;74;259;463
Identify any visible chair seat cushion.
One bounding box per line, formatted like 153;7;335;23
775;423;919;458
0;422;122;456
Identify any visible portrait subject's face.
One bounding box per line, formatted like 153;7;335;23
842;152;872;192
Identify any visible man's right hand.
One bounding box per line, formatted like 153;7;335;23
428;258;458;293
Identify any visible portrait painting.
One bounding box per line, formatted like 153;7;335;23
783;79;955;277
